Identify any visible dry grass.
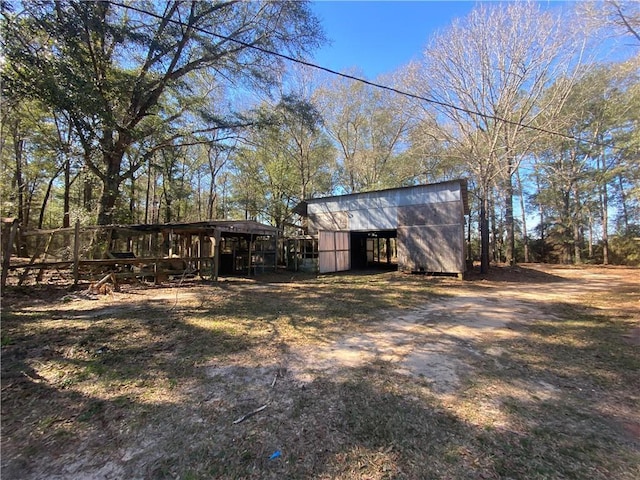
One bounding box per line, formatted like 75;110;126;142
1;266;638;479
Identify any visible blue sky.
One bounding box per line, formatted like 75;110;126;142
309;1;636;79
310;1;478;79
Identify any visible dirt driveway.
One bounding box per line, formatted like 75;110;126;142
232;264;636;404
2;264;639;479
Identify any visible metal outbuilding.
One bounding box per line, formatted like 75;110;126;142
293;179;469;276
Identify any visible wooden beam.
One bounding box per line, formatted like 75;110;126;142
213;229;221;281
1;219;18;290
248;234;254;275
18;231;54;286
73;219;80;286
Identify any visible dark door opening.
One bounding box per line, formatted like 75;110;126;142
350;230;398;270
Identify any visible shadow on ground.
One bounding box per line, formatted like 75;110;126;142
1;267;638;479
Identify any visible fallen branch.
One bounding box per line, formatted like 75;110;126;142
90;272;114;289
87;272;118;295
233;403;268;424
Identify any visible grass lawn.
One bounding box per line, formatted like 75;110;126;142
1;266;638;479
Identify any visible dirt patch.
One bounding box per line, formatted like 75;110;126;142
2;264;639;479
287;271;567;393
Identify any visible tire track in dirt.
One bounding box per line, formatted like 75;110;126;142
288;266;636;394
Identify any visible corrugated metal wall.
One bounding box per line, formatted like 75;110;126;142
397;201;466;273
305;181;467;274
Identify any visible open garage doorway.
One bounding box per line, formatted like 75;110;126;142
350;230;398;270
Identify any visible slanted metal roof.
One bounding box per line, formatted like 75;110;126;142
21;220;281;237
107;220;280;237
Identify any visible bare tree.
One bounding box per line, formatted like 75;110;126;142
578;1;640;45
316;73;414;193
405;1;587;271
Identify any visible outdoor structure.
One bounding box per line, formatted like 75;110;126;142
1;219;280;288
285;235;318;273
292;179;469;276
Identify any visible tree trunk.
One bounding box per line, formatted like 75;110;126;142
588;213;594;259
129;175;136;223
38;165;64;229
144;156;152;224
573;183;582;264
208;190;216;220
12;131;29;257
480;194;490;274
504;161;515;266
13;133;25;226
97;130;130;225
98;174;120;225
516;167;529;263
562;188;571;264
165;198;172;223
598;154;609;265
618;175;629;234
83;170;94;213
467;208;472;263
536;174;545;262
97;149;124;225
601;181;609;264
573;222;582;264
196;172;202;220
63;157;71;228
489;191;499;263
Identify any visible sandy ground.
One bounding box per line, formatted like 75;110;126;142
283;265;636;394
3;264;638;479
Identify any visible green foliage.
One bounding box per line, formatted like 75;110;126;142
2;0;325;225
609;234;640;266
526;58;640;265
229;95;335;229
0;0;636;269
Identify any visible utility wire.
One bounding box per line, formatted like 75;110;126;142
113;1;613;150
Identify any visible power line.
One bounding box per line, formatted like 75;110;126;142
112;1;612;149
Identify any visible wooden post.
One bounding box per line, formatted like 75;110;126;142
73;219;80;286
1;219;18;291
213;229;221;281
197;233;204;274
36;232;55;283
185;234;192;270
275;230;279;272
248;234;254;276
386;237;392;265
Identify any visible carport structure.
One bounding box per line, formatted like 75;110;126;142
293;179;470;276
